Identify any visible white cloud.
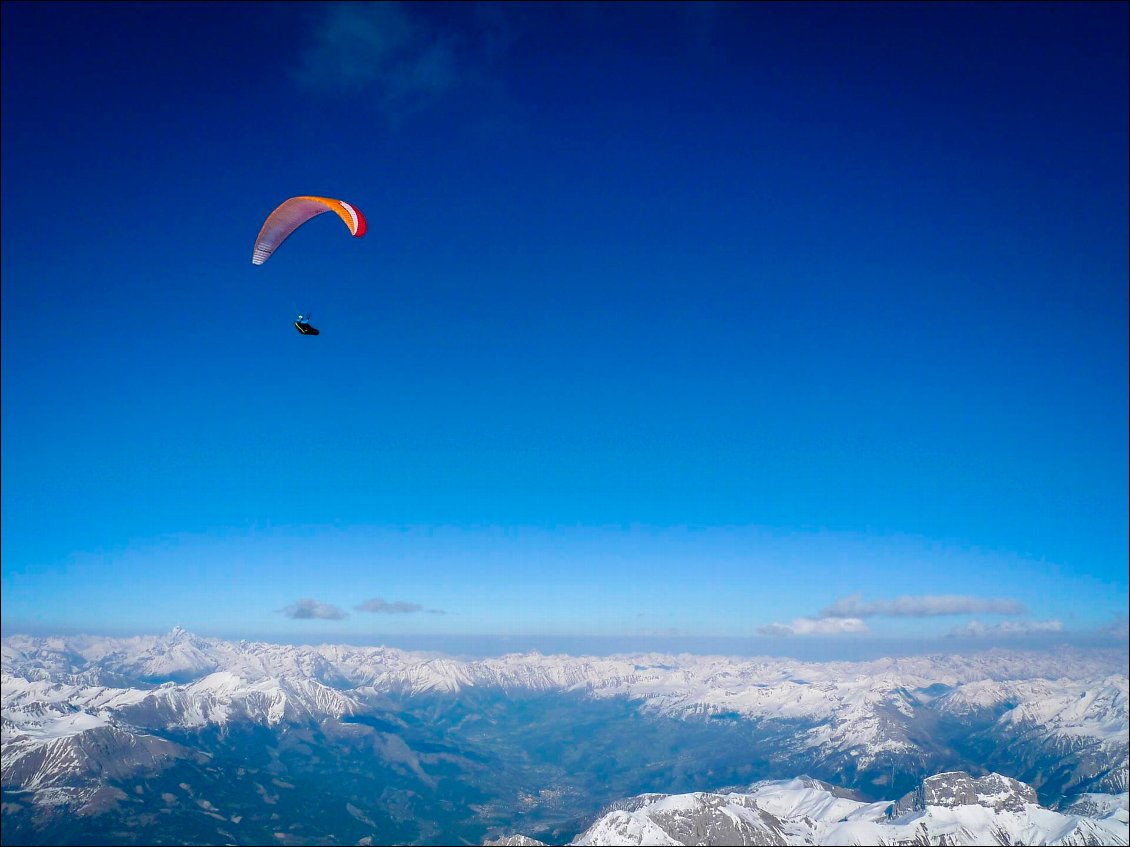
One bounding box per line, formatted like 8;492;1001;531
947;619;1063;638
820;593;1026;619
758;617;869;637
280;598;347;620
756;622;795;637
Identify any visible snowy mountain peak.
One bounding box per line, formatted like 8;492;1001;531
891;771;1038;816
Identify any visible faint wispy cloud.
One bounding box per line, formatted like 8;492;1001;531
280;598;347;620
295;2;512;122
1101;614;1129;639
947;619;1063;638
297;3;455;111
758;617;869;637
820;593;1027;619
355;596;445;615
295;3;721;125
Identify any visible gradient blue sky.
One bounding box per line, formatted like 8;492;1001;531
2;2;1127;656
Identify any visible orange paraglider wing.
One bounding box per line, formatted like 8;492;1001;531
251;196;366;265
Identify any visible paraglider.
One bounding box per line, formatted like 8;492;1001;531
252;196;366;265
252;195;367;333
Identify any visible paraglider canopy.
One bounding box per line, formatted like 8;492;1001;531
252;196;366;265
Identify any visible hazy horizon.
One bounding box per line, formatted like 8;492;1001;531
5;622;1126;665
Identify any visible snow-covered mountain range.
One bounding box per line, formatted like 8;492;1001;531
491;773;1128;846
3;629;1127;845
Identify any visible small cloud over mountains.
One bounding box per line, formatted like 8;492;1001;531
761;591;1033;637
355;597;445;615
947;619;1063;638
821;593;1026;619
758;617;869;637
281;599;347;620
1100;614;1129;639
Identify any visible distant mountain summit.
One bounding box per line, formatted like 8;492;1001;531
889;770;1037;815
116;626;220;682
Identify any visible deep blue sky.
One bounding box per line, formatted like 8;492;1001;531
2;2;1126;654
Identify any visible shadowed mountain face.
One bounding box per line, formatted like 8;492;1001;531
2;632;1127;845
